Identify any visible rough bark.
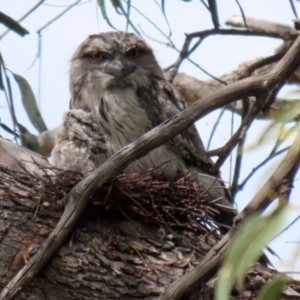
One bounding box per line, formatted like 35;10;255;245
1;140;300;300
0;140;218;300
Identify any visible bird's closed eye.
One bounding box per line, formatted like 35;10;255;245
126;47;140;59
90;52;104;61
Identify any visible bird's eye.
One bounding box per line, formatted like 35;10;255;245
90;52;103;61
126;48;140;59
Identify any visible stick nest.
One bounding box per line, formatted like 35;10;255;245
0;164;229;237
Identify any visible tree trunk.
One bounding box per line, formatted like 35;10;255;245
0;138;300;300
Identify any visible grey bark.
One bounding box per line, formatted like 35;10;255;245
1;145;300;300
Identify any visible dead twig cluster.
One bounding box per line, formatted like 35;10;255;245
0;164;226;238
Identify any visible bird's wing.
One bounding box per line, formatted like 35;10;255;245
137;79;216;174
137;80;235;219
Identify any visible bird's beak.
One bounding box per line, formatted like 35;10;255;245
104;61;136;78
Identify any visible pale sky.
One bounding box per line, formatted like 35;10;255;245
1;0;300;276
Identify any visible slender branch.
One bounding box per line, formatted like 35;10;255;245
237;147;289;192
230;128;246;197
234;0;247;27
275;214;300;240
206;108;226;150
187;27;289;40
173;48;300;120
168;27;285;82
207;95;266;164
237;52;285;80
230;97;250;197
3;28;300;300
36;0;82;33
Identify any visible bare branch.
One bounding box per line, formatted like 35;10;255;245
168;27;287;82
238;147;289;192
226;16;298;40
210;94;264;168
2;32;300;299
230;97;250;196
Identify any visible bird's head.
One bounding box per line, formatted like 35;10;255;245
70;31;163;109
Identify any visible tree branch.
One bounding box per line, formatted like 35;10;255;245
226;16;298;40
157;126;300;300
2;31;300;299
168;26;288;82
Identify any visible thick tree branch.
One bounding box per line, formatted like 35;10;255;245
158;127;300;300
226;16;298;40
18;35;300;158
2;32;300;299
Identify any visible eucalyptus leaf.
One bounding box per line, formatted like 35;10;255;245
0;64;5;90
257;276;288;300
17;123;41;154
126;0;131;31
0;11;29;36
97;0;117;30
0;122;19;137
111;0;140;35
0;52;5;90
161;0;165;15
13;73;47;133
216;205;290;300
207;0;220;28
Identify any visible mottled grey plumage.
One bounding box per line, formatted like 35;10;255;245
52;109;107;173
52;31;236;218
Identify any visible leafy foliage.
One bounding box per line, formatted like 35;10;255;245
216;204;290;300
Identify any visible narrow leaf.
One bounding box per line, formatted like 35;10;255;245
110;0;140;35
97;0;117;29
161;0;165;15
17;123;41;153
207;0;220;28
257;276;288;300
0;63;5;90
216;205;290;300
0;122;19;137
289;0;298;19
0;11;29;36
13;74;47;133
126;0;131;31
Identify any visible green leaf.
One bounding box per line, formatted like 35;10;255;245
0;11;29;37
97;0;117;29
108;0;140;35
161;0;166;15
207;0;220;28
126;0;131;31
257;276;288;300
13;73;47;133
0;122;19;137
215;205;290;300
111;0;122;10
0;62;5;90
17;123;41;154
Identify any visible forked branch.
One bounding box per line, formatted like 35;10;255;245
2;26;300;300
